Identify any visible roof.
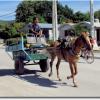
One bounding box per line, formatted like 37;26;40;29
38;23;52;29
0;29;4;31
58;23;75;31
25;23;60;30
79;21;100;28
21;23;53;33
39;23;61;29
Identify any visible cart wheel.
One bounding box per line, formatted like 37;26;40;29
15;60;24;75
39;59;49;72
85;50;94;64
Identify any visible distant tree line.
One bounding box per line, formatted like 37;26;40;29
15;0;91;23
1;0;100;39
0;22;25;39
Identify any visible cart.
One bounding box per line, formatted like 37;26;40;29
5;34;50;75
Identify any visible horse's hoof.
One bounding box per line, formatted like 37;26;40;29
58;79;62;81
48;73;52;77
73;84;78;87
48;74;51;77
67;76;70;80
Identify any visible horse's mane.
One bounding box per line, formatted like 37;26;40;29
69;37;77;47
74;35;88;48
48;36;79;48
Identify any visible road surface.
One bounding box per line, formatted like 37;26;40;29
0;46;100;97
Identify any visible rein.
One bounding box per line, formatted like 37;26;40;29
60;47;66;60
68;36;83;56
56;36;85;59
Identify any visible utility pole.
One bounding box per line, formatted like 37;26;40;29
52;0;58;41
90;0;94;38
90;0;99;50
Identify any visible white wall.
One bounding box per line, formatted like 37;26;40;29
49;30;53;40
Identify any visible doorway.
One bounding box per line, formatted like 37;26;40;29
96;29;100;46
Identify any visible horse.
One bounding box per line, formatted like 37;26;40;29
48;33;92;87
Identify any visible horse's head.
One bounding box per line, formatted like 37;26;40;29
78;32;92;50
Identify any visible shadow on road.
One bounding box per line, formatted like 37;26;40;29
0;69;14;76
0;68;57;88
0;68;40;76
19;74;57;88
94;56;100;59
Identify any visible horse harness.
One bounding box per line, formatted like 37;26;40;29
58;36;86;59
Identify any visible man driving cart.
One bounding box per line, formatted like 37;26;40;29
28;16;48;46
29;17;42;36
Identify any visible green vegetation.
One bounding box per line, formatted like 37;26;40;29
0;21;25;39
74;23;90;36
15;0;91;24
94;10;100;20
0;1;100;39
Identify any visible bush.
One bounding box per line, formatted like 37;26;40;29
74;23;90;36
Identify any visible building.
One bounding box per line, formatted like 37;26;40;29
79;19;100;46
58;23;75;39
58;20;100;47
23;21;100;47
22;23;53;40
38;23;53;40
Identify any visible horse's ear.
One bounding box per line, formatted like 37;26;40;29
81;33;87;39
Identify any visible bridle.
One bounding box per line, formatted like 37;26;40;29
57;35;91;58
68;35;90;56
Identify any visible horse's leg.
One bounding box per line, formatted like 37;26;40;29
67;62;78;79
56;58;61;81
68;62;77;87
67;62;73;79
48;55;56;77
73;62;78;76
70;62;78;87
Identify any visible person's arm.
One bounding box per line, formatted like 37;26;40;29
39;30;42;35
31;29;37;34
32;24;42;35
30;29;42;35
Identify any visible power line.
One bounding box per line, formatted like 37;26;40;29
0;14;16;18
0;12;15;18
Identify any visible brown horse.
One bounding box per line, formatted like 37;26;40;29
48;33;92;87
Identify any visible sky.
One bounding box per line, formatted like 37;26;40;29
0;0;22;20
60;0;100;13
0;0;100;21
